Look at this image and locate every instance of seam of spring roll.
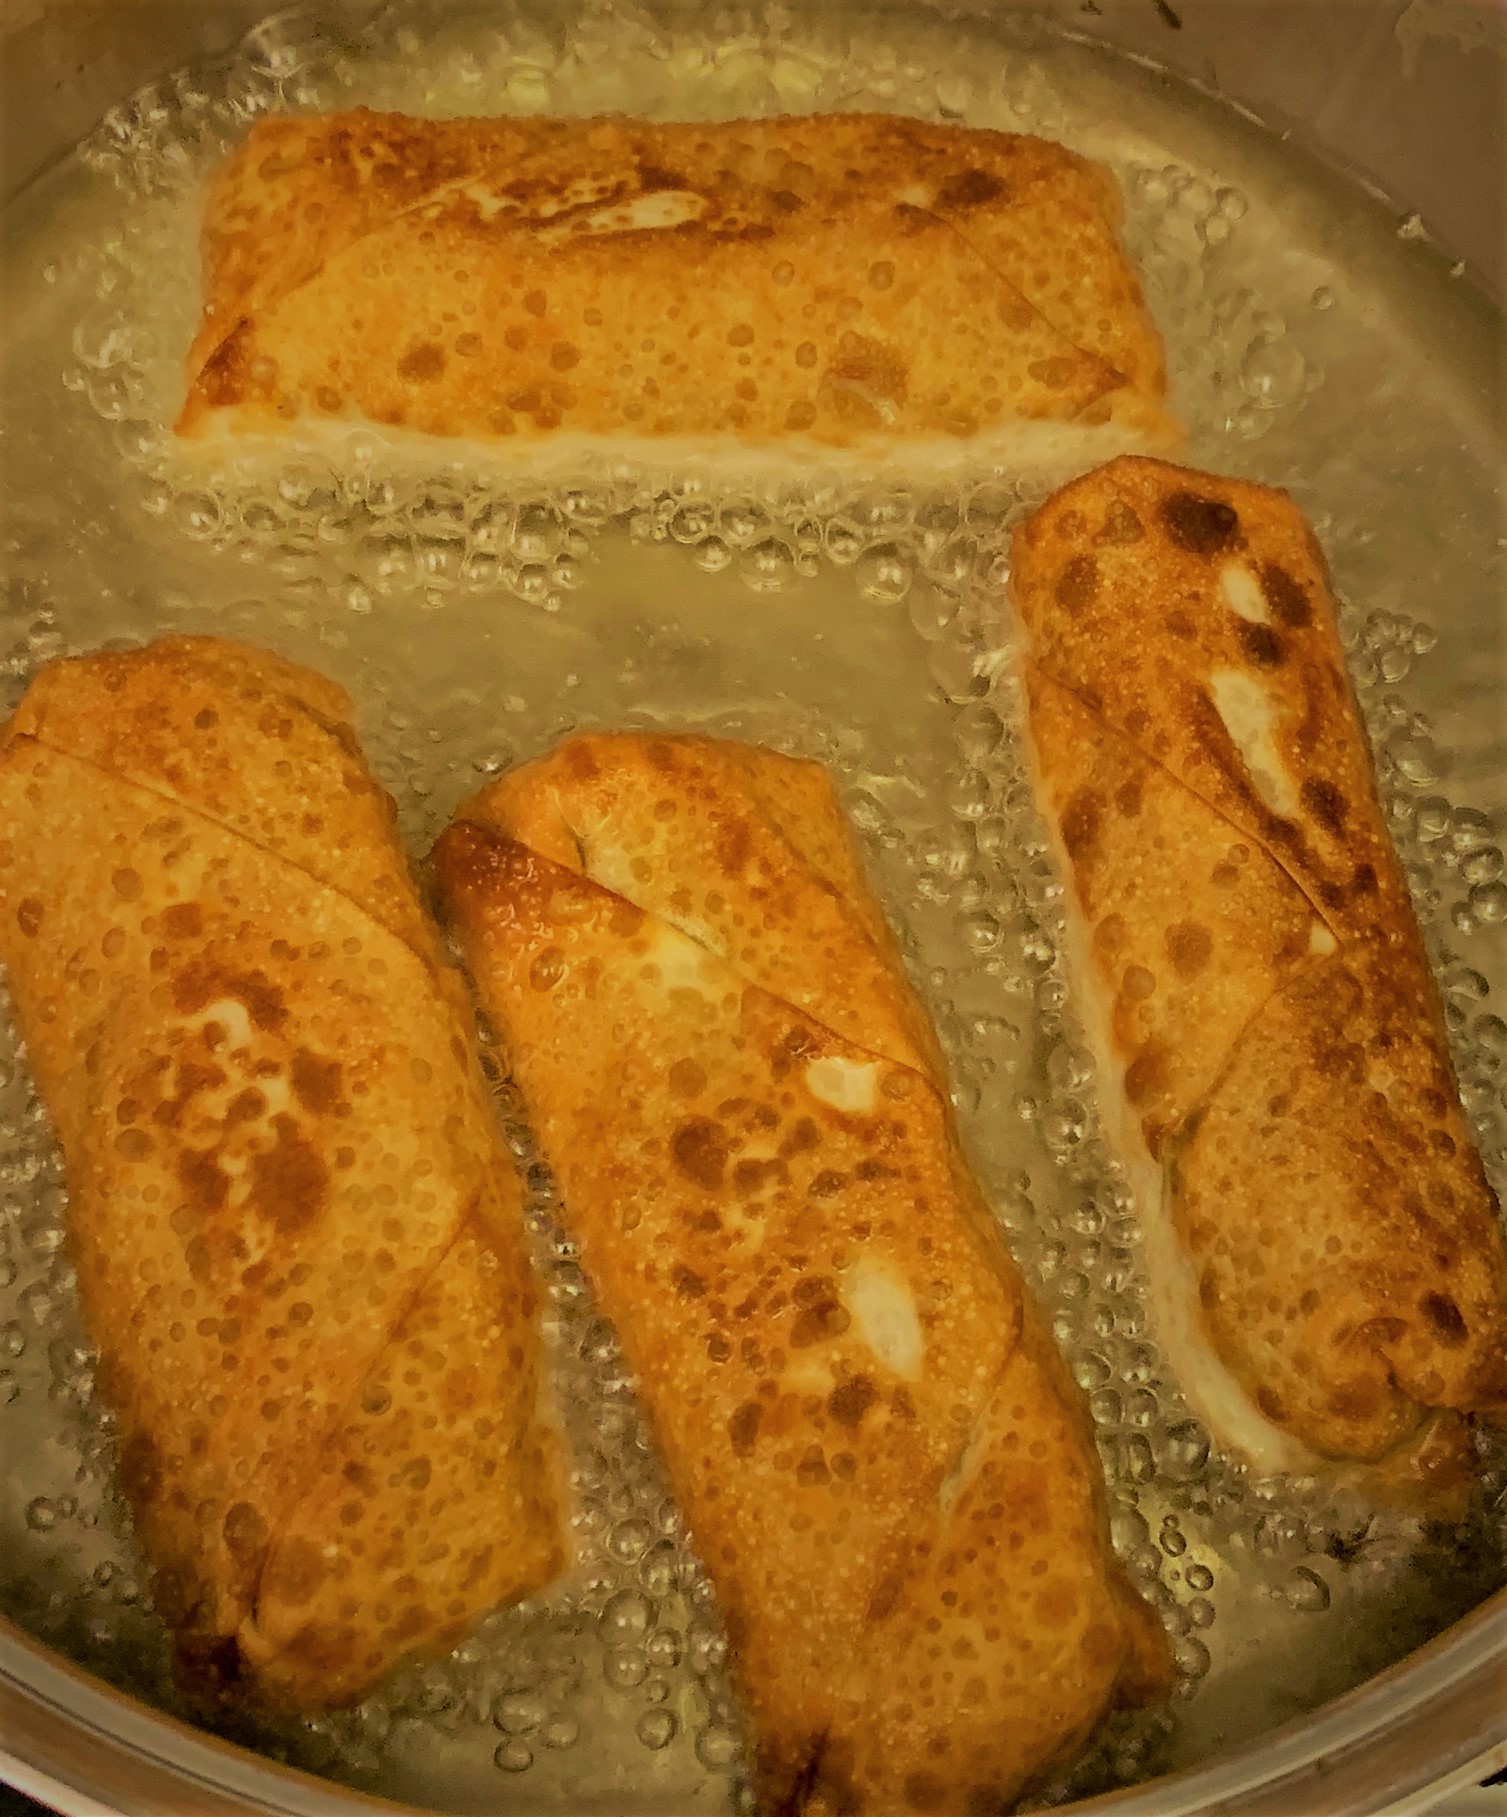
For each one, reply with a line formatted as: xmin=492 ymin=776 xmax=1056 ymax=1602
xmin=15 ymin=731 xmax=445 ymax=986
xmin=1030 ymin=660 xmax=1345 ymax=945
xmin=916 ymin=203 xmax=1128 ymax=408
xmin=448 ymin=802 xmax=1001 ymax=1286
xmin=238 ymin=1208 xmax=480 ymax=1671
xmin=481 ymin=809 xmax=941 ymax=1089
xmin=196 ymin=162 xmax=521 ymax=372
xmin=465 ymin=813 xmax=1027 ymax=1425
xmin=1160 ymin=953 xmax=1460 ymax=1462
xmin=221 ymin=174 xmax=459 ymax=317
xmin=935 ymin=1314 xmax=1020 ymax=1518
xmin=1020 ymin=661 xmax=1341 ymax=1055
xmin=545 ymin=789 xmax=944 ymax=1085
xmin=455 ymin=805 xmax=940 ymax=1094
xmin=1022 ymin=673 xmax=1487 ymax=1483
xmin=1015 ymin=663 xmax=1491 ymax=1485
xmin=1012 ymin=662 xmax=1324 ymax=1479
xmin=782 ymin=1731 xmax=830 ymax=1817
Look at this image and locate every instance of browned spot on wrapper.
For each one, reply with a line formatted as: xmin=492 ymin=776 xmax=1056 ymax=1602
xmin=172 ymin=961 xmax=287 ymax=1033
xmin=223 ymin=1500 xmax=268 ymax=1558
xmin=672 ymin=1117 xmax=730 ymax=1189
xmin=1260 ymin=561 xmax=1313 ymax=628
xmin=1055 ymin=554 xmax=1099 ymax=612
xmin=1061 ymin=788 xmax=1104 ymax=860
xmin=827 ymin=1375 xmax=878 ymax=1429
xmin=1238 ymin=621 xmax=1284 ymax=668
xmin=291 ymin=1047 xmax=344 ymax=1116
xmin=246 ymin=1114 xmax=329 ymax=1232
xmin=397 ymin=342 xmax=446 ymax=382
xmin=1165 ymin=922 xmax=1213 ymax=978
xmin=1160 ymin=491 xmax=1239 ymax=554
xmin=936 ymin=168 xmax=1005 ymax=210
xmin=1420 ymin=1292 xmax=1468 ymax=1346
xmin=1301 ymin=777 xmax=1348 ymax=834
xmin=729 ymin=1399 xmax=763 ymax=1455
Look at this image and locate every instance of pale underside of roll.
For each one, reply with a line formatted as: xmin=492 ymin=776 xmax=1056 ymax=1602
xmin=175 ymin=109 xmax=1178 ymax=472
xmin=433 ymin=733 xmax=1171 ymax=1817
xmin=0 ymin=636 xmax=565 ymax=1712
xmin=1009 ymin=457 xmax=1507 ymax=1496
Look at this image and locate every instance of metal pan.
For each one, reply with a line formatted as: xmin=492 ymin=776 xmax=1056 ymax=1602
xmin=0 ymin=2 xmax=1503 ymax=1813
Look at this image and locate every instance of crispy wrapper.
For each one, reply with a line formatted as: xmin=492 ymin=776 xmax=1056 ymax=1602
xmin=1010 ymin=457 xmax=1507 ymax=1487
xmin=433 ymin=733 xmax=1171 ymax=1816
xmin=0 ymin=636 xmax=565 ymax=1712
xmin=176 ymin=109 xmax=1177 ymax=465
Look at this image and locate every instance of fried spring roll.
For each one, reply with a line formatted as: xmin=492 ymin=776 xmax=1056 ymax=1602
xmin=0 ymin=636 xmax=564 ymax=1710
xmin=433 ymin=734 xmax=1170 ymax=1816
xmin=176 ymin=110 xmax=1177 ymax=467
xmin=1010 ymin=457 xmax=1507 ymax=1491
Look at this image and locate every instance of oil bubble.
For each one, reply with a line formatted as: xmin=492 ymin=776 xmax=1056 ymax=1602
xmin=695 ymin=1722 xmax=741 ymax=1770
xmin=636 ymin=1708 xmax=677 ymax=1750
xmin=686 ymin=1620 xmax=726 ymax=1675
xmin=541 ymin=1713 xmax=579 ymax=1750
xmin=823 ymin=519 xmax=864 ymax=565
xmin=639 ymin=1539 xmax=678 ymax=1597
xmin=740 ymin=537 xmax=795 ymax=592
xmin=598 ymin=1587 xmax=654 ymax=1644
xmin=603 ymin=1645 xmax=648 ymax=1690
xmin=1284 ymin=1567 xmax=1332 ymax=1613
xmin=907 ymin=583 xmax=961 ymax=641
xmin=693 ymin=534 xmax=732 ymax=573
xmin=854 ymin=541 xmax=915 ymax=604
xmin=1239 ymin=336 xmax=1306 ymax=408
xmin=929 ymin=641 xmax=988 ymax=702
xmin=1160 ymin=1420 xmax=1211 ymax=1481
xmin=609 ymin=1516 xmax=654 ymax=1562
xmin=1469 ymin=880 xmax=1507 ymax=923
xmin=493 ymin=1693 xmax=546 ymax=1736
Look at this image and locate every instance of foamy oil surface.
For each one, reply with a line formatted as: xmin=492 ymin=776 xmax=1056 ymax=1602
xmin=1 ymin=2 xmax=1505 ymax=1809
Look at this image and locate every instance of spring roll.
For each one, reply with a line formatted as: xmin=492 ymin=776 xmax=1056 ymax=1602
xmin=176 ymin=109 xmax=1176 ymax=469
xmin=433 ymin=733 xmax=1170 ymax=1816
xmin=1009 ymin=457 xmax=1507 ymax=1491
xmin=0 ymin=636 xmax=564 ymax=1711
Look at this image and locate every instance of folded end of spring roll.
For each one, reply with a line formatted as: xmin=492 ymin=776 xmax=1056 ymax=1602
xmin=434 ymin=734 xmax=1171 ymax=1813
xmin=0 ymin=636 xmax=567 ymax=1713
xmin=175 ymin=109 xmax=1179 ymax=474
xmin=1009 ymin=458 xmax=1507 ymax=1498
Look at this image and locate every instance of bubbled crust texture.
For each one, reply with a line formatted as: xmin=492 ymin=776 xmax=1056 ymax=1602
xmin=0 ymin=636 xmax=564 ymax=1712
xmin=1011 ymin=457 xmax=1507 ymax=1470
xmin=177 ymin=109 xmax=1175 ymax=449
xmin=434 ymin=735 xmax=1171 ymax=1817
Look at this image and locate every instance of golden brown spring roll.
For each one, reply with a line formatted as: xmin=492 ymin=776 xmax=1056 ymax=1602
xmin=0 ymin=636 xmax=564 ymax=1711
xmin=176 ymin=110 xmax=1177 ymax=467
xmin=1010 ymin=457 xmax=1507 ymax=1493
xmin=433 ymin=734 xmax=1171 ymax=1816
